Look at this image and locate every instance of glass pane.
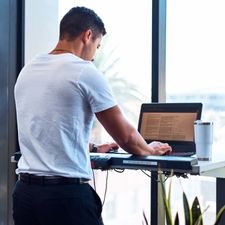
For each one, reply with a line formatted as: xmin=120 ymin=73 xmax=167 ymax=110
xmin=24 ymin=1 xmax=59 ymax=62
xmin=24 ymin=1 xmax=152 ymax=224
xmin=166 ymin=0 xmax=225 ymax=224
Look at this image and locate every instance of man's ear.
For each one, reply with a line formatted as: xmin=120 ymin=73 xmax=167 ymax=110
xmin=81 ymin=29 xmax=93 ymax=44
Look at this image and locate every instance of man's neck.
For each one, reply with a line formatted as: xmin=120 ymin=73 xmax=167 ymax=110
xmin=50 ymin=39 xmax=83 ymax=57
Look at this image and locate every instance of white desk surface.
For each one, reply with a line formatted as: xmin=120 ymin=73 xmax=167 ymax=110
xmin=192 ymin=153 xmax=225 ymax=178
xmin=11 ymin=149 xmax=225 ymax=178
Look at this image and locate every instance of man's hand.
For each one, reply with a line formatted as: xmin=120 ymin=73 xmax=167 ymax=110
xmin=148 ymin=141 xmax=172 ymax=155
xmin=94 ymin=142 xmax=119 ymax=153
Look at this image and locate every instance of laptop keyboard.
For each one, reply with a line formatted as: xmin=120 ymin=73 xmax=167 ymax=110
xmin=166 ymin=152 xmax=196 ymax=157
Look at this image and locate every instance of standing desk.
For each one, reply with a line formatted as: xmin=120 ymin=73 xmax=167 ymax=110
xmin=11 ymin=151 xmax=225 ymax=225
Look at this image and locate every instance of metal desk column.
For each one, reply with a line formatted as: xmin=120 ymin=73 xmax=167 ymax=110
xmin=216 ymin=178 xmax=225 ymax=223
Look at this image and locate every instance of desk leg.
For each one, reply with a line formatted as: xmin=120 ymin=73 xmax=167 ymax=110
xmin=151 ymin=171 xmax=165 ymax=225
xmin=216 ymin=178 xmax=225 ymax=223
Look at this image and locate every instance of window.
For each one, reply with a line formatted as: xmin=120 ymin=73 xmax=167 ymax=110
xmin=24 ymin=1 xmax=152 ymax=224
xmin=166 ymin=0 xmax=225 ymax=223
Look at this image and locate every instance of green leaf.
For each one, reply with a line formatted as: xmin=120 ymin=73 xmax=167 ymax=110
xmin=168 ymin=176 xmax=172 ymax=211
xmin=214 ymin=204 xmax=225 ymax=225
xmin=194 ymin=216 xmax=203 ymax=225
xmin=191 ymin=197 xmax=203 ymax=225
xmin=174 ymin=212 xmax=179 ymax=225
xmin=159 ymin=173 xmax=173 ymax=225
xmin=183 ymin=192 xmax=192 ymax=225
xmin=142 ymin=211 xmax=149 ymax=225
xmin=194 ymin=205 xmax=210 ymax=225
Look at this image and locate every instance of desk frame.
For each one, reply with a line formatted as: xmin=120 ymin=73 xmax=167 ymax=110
xmin=11 ymin=153 xmax=225 ymax=225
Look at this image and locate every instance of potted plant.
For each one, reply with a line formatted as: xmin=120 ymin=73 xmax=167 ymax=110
xmin=159 ymin=172 xmax=225 ymax=225
xmin=142 ymin=172 xmax=225 ymax=225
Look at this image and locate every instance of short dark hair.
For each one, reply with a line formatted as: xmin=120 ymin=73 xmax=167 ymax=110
xmin=59 ymin=6 xmax=106 ymax=41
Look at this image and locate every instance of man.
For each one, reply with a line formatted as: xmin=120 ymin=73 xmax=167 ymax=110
xmin=13 ymin=6 xmax=171 ymax=225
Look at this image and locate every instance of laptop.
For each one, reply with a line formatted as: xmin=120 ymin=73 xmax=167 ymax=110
xmin=137 ymin=103 xmax=202 ymax=157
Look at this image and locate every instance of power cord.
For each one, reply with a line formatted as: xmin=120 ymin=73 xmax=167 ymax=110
xmin=113 ymin=168 xmax=125 ymax=173
xmin=102 ymin=170 xmax=109 ymax=206
xmin=91 ymin=169 xmax=109 ymax=207
xmin=141 ymin=169 xmax=151 ymax=178
xmin=92 ymin=169 xmax=96 ymax=191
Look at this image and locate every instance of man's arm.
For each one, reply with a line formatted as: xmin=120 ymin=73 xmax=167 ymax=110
xmin=95 ymin=105 xmax=171 ymax=156
xmin=89 ymin=142 xmax=119 ymax=153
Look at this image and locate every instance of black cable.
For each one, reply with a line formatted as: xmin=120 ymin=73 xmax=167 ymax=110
xmin=102 ymin=170 xmax=109 ymax=206
xmin=91 ymin=169 xmax=109 ymax=207
xmin=163 ymin=176 xmax=169 ymax=183
xmin=113 ymin=168 xmax=125 ymax=173
xmin=140 ymin=170 xmax=170 ymax=182
xmin=92 ymin=169 xmax=96 ymax=191
xmin=141 ymin=170 xmax=151 ymax=178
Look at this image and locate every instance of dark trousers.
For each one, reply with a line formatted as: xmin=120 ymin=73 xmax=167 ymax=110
xmin=12 ymin=180 xmax=104 ymax=225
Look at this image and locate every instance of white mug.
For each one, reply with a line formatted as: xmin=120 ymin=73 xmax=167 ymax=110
xmin=194 ymin=120 xmax=213 ymax=161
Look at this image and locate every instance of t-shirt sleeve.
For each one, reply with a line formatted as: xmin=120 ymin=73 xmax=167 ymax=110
xmin=78 ymin=64 xmax=117 ymax=113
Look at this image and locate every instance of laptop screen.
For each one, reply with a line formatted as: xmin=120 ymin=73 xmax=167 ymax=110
xmin=138 ymin=103 xmax=202 ymax=152
xmin=139 ymin=112 xmax=197 ymax=142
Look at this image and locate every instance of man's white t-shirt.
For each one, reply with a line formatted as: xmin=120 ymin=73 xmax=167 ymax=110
xmin=14 ymin=53 xmax=117 ymax=179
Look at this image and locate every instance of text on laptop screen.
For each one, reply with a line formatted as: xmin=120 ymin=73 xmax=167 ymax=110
xmin=140 ymin=112 xmax=197 ymax=142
